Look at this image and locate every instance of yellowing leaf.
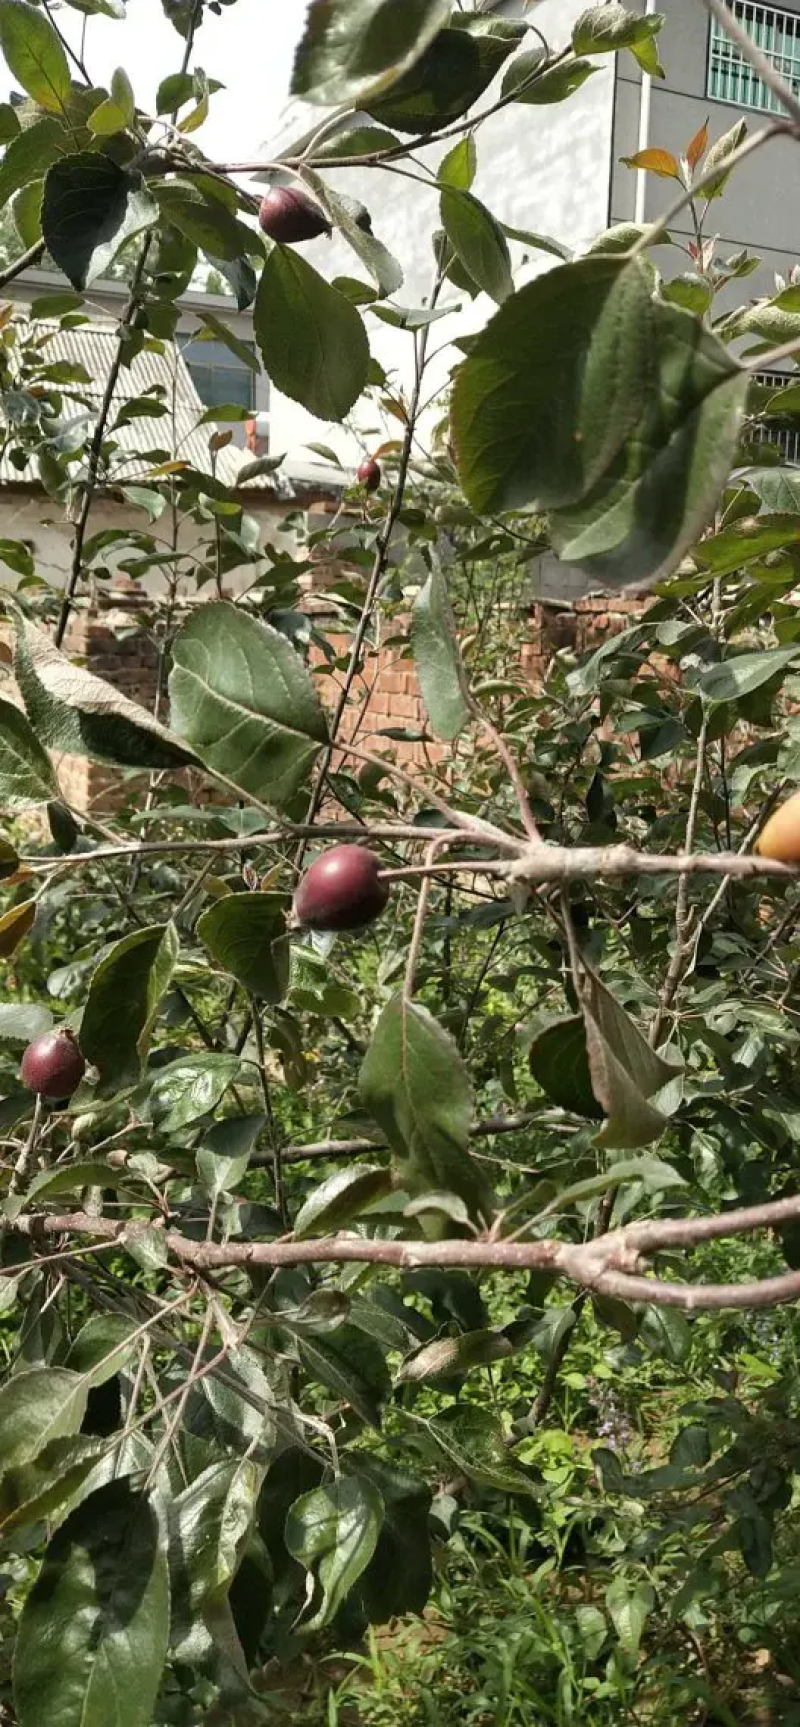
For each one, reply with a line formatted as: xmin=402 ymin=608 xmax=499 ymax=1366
xmin=0 ymin=900 xmax=35 ymax=958
xmin=622 ymin=147 xmax=680 ymax=179
xmin=686 ymin=118 xmax=708 ymax=172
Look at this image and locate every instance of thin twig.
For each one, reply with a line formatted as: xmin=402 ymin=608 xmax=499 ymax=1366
xmin=649 ymin=714 xmax=709 ymax=1048
xmin=294 ymin=263 xmax=446 ymax=866
xmin=55 ymin=236 xmax=154 ymax=649
xmin=249 ymin=994 xmax=286 ymax=1226
xmin=0 ymin=239 xmax=46 ymax=290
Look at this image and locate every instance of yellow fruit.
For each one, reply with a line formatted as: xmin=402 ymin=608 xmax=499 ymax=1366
xmin=755 ymin=791 xmax=800 ymax=863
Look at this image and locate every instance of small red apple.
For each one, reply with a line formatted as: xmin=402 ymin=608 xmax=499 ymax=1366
xmin=258 ymin=187 xmax=331 ymax=245
xmin=358 ymin=458 xmax=381 ymax=493
xmin=21 ymin=1028 xmax=85 ymax=1100
xmin=294 ymin=846 xmax=389 ymax=933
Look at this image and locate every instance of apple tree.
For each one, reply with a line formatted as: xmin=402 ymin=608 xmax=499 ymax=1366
xmin=1 ymin=0 xmax=800 ymax=1721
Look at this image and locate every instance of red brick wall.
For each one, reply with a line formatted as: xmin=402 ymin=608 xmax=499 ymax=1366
xmin=41 ymin=586 xmax=651 ymax=810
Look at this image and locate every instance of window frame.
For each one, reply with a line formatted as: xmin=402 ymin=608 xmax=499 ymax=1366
xmin=181 ymin=335 xmax=259 ymax=414
xmin=706 ymin=0 xmax=800 ymax=115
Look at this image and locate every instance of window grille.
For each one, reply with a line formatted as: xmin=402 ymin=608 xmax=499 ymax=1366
xmin=181 ymin=337 xmax=258 ymax=412
xmin=708 ymin=1 xmax=800 ymax=113
xmin=753 ymin=369 xmax=800 ymax=462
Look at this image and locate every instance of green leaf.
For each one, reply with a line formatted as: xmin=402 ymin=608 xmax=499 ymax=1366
xmin=298 ymin=1327 xmax=391 ymax=1428
xmin=300 ymin=169 xmax=403 ymax=299
xmin=147 ymin=1052 xmax=242 ymax=1132
xmin=15 ymin=615 xmax=194 ymax=771
xmin=42 ymin=154 xmax=158 ymax=290
xmin=291 ymin=0 xmax=452 ymax=107
xmin=366 ymin=15 xmax=525 ymax=135
xmin=197 ymin=893 xmax=289 ymax=1002
xmin=359 ymin=994 xmax=493 ymax=1230
xmin=439 ymin=187 xmax=513 ymax=305
xmin=411 ymin=565 xmax=471 ymax=741
xmin=0 ymin=0 xmax=71 ymax=113
xmin=438 ymin=136 xmax=476 ymax=190
xmin=639 ymin=1304 xmax=692 ymax=1364
xmin=0 ymin=1367 xmax=87 ymax=1470
xmin=529 ymin=1016 xmax=604 ymax=1119
xmin=318 ymin=123 xmax=402 ymax=159
xmin=500 ymin=47 xmax=546 ymax=100
xmin=700 ymin=118 xmax=747 ymax=200
xmin=13 ymin=175 xmax=43 ymax=245
xmin=509 ymin=57 xmax=597 ymax=104
xmin=293 ymin=1165 xmax=393 ymax=1237
xmin=196 ymin=1114 xmax=266 ymax=1203
xmin=87 ymin=66 xmax=135 ymax=135
xmin=453 ymin=257 xmax=650 ymax=514
xmin=65 ymin=1313 xmax=139 ymax=1386
xmin=579 ymin=967 xmax=682 ymax=1149
xmin=696 ymin=514 xmax=800 ymax=575
xmin=80 ymin=923 xmax=179 ymax=1091
xmin=573 ymin=4 xmax=664 ymax=56
xmin=397 ymin=1328 xmax=512 ymax=1384
xmin=696 ymin=647 xmax=800 ymax=704
xmin=24 ymin=1162 xmax=126 ymax=1202
xmin=0 ymin=1435 xmax=106 ymax=1536
xmin=453 ymin=256 xmax=748 ymax=587
xmin=538 ymin=1157 xmax=685 ymax=1219
xmin=65 ymin=0 xmax=126 ymax=14
xmin=0 ymin=1002 xmax=52 ymax=1043
xmin=168 ymin=601 xmax=328 ymax=809
xmin=169 ymin=1459 xmax=258 ymax=1643
xmin=255 ymin=245 xmax=370 ymax=422
xmin=352 ymin=1457 xmax=432 ymax=1621
xmin=13 ymin=1481 xmax=169 ymax=1727
xmin=605 ymin=1576 xmax=654 ymax=1659
xmin=0 ymin=115 xmax=67 ymax=211
xmin=0 ymin=694 xmax=58 ymax=809
xmin=420 ymin=1405 xmax=538 ymax=1496
xmin=285 ymin=1479 xmax=384 ymax=1629
xmin=155 ymin=181 xmax=255 ymax=263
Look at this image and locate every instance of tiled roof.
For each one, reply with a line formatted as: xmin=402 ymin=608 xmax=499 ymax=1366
xmin=0 ymin=317 xmax=276 ymax=493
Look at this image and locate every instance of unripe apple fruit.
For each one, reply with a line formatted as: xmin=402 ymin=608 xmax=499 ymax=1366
xmin=755 ymin=791 xmax=800 ymax=863
xmin=358 ymin=458 xmax=381 ymax=493
xmin=294 ymin=846 xmax=389 ymax=932
xmin=258 ymin=188 xmax=330 ymax=244
xmin=21 ymin=1028 xmax=85 ymax=1100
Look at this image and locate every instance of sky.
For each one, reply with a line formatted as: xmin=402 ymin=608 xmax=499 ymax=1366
xmin=57 ymin=0 xmax=306 ymax=160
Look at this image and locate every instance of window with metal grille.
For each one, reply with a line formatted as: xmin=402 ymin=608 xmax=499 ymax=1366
xmin=181 ymin=337 xmax=258 ymax=412
xmin=707 ymin=1 xmax=800 ymax=113
xmin=753 ymin=369 xmax=800 ymax=462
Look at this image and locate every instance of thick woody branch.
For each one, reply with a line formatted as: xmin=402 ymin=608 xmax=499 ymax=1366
xmin=22 ymin=837 xmax=799 ymax=886
xmin=9 ymin=1187 xmax=800 ymax=1311
xmin=507 ymin=843 xmax=800 ymax=886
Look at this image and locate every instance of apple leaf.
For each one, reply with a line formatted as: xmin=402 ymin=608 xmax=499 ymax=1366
xmin=80 ymin=923 xmax=179 ymax=1091
xmin=42 ymin=155 xmax=158 ymax=290
xmin=13 ymin=1481 xmax=169 ymax=1727
xmin=292 ymin=0 xmax=451 ymax=107
xmin=0 ymin=695 xmax=59 ymax=809
xmin=359 ymin=994 xmax=493 ymax=1229
xmin=411 ymin=565 xmax=471 ymax=741
xmin=169 ymin=601 xmax=328 ymax=809
xmin=255 ymin=245 xmax=370 ymax=422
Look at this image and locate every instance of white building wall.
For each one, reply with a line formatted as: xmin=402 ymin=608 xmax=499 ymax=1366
xmin=265 ymin=0 xmax=616 ymax=471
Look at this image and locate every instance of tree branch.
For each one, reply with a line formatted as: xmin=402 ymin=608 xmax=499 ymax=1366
xmin=55 ymin=236 xmax=154 ymax=649
xmin=10 ymin=1187 xmax=800 ymax=1310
